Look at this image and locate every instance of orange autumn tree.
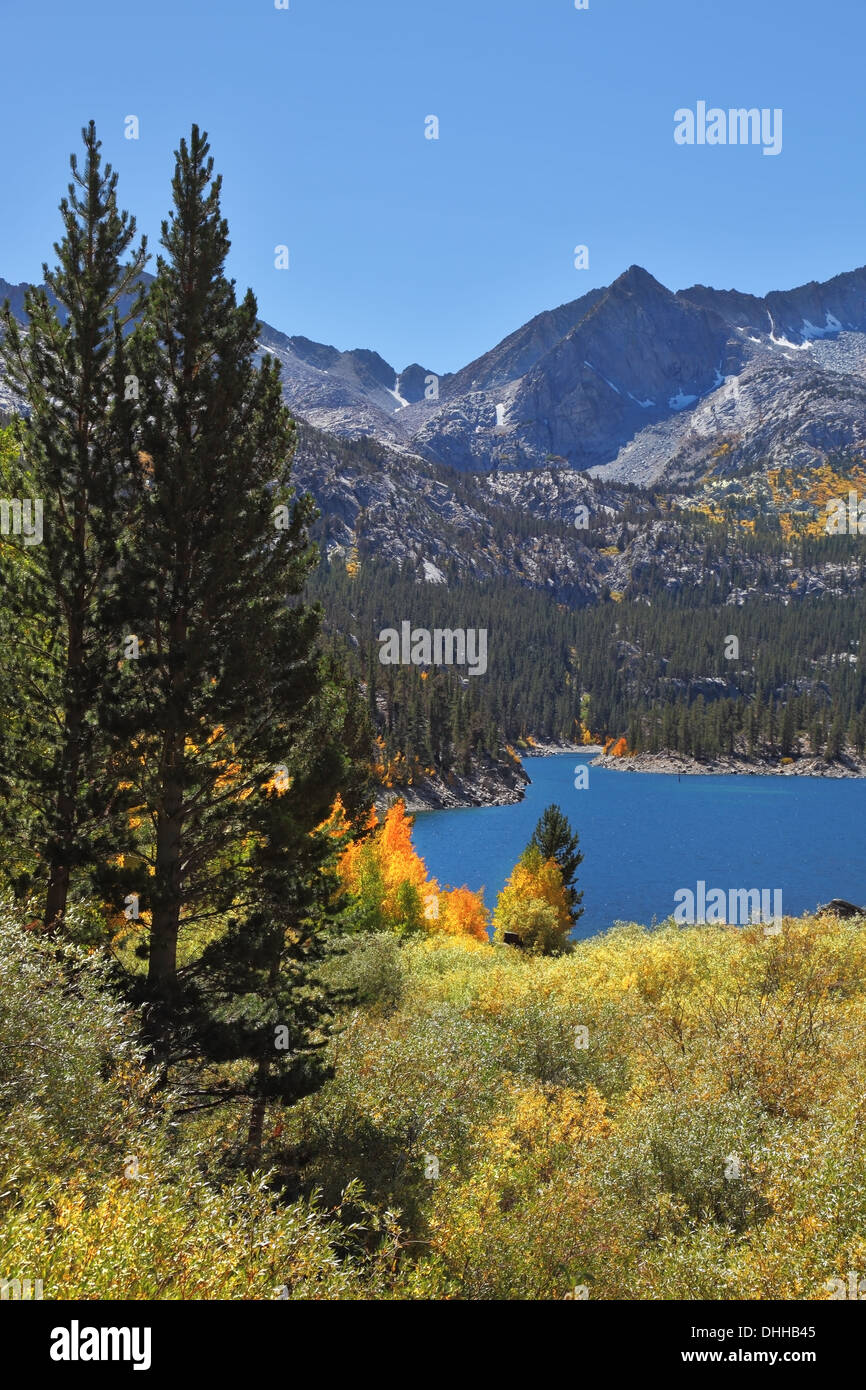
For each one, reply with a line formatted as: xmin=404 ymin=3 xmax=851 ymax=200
xmin=604 ymin=735 xmax=629 ymax=758
xmin=337 ymin=799 xmax=489 ymax=941
xmin=438 ymin=885 xmax=490 ymax=942
xmin=493 ymin=844 xmax=571 ymax=955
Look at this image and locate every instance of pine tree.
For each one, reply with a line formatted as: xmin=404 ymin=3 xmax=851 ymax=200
xmin=0 ymin=123 xmax=146 ymax=927
xmin=366 ymin=644 xmax=378 ymax=726
xmin=182 ymin=730 xmax=359 ymax=1164
xmin=103 ymin=128 xmax=360 ymax=1087
xmin=530 ymin=803 xmax=584 ymax=926
xmin=780 ymin=702 xmax=796 ymax=757
xmin=826 ymin=711 xmax=844 ymax=762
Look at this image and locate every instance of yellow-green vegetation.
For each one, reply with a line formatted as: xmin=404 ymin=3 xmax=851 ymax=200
xmin=690 ymin=453 xmax=866 ymax=539
xmin=4 ymin=898 xmax=865 ymax=1300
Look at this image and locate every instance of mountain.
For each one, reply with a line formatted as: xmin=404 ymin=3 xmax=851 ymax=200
xmin=6 ymin=263 xmax=866 ymax=789
xmin=257 ymin=261 xmax=866 ymax=483
xmin=5 ymin=261 xmax=866 ymax=605
xmin=6 ymin=262 xmax=866 ymax=486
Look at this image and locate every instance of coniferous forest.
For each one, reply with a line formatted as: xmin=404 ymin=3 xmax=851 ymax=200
xmin=313 ymin=552 xmax=866 ymax=776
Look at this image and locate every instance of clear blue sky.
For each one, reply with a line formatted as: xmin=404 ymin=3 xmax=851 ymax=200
xmin=1 ymin=0 xmax=863 ymax=373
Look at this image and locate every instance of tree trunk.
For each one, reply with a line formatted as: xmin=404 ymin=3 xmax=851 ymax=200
xmin=147 ymin=703 xmax=186 ymax=1001
xmin=245 ymin=948 xmax=282 ymax=1169
xmin=44 ymin=861 xmax=70 ymax=932
xmin=148 ymin=787 xmax=183 ymax=994
xmin=43 ymin=608 xmax=85 ymax=931
xmin=245 ymin=1066 xmax=270 ymax=1171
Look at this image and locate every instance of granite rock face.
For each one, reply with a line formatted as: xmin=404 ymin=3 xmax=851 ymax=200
xmin=261 ymin=261 xmax=866 ymax=483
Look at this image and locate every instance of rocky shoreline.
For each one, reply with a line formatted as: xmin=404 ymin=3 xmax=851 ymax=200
xmin=375 ymin=741 xmax=606 ymax=812
xmin=592 ymin=750 xmax=866 ymax=778
xmin=375 ymin=755 xmax=530 ymax=813
xmin=377 ymin=742 xmax=866 ymax=811
xmin=521 ymin=740 xmax=594 ymax=758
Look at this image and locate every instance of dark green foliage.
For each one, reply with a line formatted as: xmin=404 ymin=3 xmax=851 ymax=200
xmin=0 ymin=123 xmax=146 ymax=923
xmin=1 ymin=123 xmax=371 ymax=1162
xmin=531 ymin=804 xmax=584 ymax=925
xmin=80 ymin=129 xmax=370 ymax=1144
xmin=312 ymin=554 xmax=866 ymax=766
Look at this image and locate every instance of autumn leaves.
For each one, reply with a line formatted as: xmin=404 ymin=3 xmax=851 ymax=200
xmin=332 ymin=796 xmax=581 ymax=954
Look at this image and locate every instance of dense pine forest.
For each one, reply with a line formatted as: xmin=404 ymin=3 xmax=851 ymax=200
xmin=312 ymin=551 xmax=866 ymax=776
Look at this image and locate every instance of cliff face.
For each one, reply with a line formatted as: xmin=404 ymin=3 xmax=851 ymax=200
xmin=292 ymin=421 xmax=866 ymax=612
xmin=377 ymin=752 xmax=530 ymax=812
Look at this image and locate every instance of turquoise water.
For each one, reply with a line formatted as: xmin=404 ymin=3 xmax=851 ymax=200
xmin=411 ymin=754 xmax=866 ymax=939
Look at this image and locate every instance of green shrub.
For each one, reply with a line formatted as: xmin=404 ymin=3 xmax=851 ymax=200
xmin=322 ymin=933 xmax=407 ymax=1015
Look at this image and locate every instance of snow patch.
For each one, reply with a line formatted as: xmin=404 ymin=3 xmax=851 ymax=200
xmin=800 ymin=311 xmax=843 ymax=340
xmin=767 ymin=311 xmax=810 ymax=351
xmin=668 ymin=391 xmax=698 ymax=411
xmin=584 ymin=360 xmax=622 ymax=395
xmin=421 ymin=559 xmax=446 ymax=584
xmin=771 ymin=334 xmax=810 ymax=351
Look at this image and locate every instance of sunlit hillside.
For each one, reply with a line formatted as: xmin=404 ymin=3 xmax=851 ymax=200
xmin=4 ymin=888 xmax=864 ymax=1301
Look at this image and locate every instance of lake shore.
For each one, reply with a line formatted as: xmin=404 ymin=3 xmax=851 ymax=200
xmin=378 ymin=742 xmax=866 ymax=812
xmin=412 ymin=749 xmax=866 ymax=936
xmin=522 ymin=740 xmax=600 ymax=757
xmin=376 ymin=741 xmax=599 ymax=812
xmin=376 ymin=755 xmax=530 ymax=813
xmin=592 ymin=750 xmax=866 ymax=778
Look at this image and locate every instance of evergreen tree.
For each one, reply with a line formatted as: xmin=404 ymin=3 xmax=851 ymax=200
xmin=780 ymin=703 xmax=796 ymax=757
xmin=530 ymin=803 xmax=584 ymax=926
xmin=0 ymin=123 xmax=146 ymax=926
xmin=103 ymin=127 xmax=361 ymax=1089
xmin=826 ymin=711 xmax=844 ymax=762
xmin=181 ymin=721 xmax=360 ymax=1164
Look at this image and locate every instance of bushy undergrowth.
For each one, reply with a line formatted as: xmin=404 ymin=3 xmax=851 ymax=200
xmin=3 ymin=900 xmax=866 ymax=1299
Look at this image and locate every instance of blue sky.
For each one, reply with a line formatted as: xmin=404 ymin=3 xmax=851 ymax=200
xmin=1 ymin=0 xmax=863 ymax=373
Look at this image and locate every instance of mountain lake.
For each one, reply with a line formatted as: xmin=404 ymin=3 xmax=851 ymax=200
xmin=411 ymin=753 xmax=866 ymax=939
